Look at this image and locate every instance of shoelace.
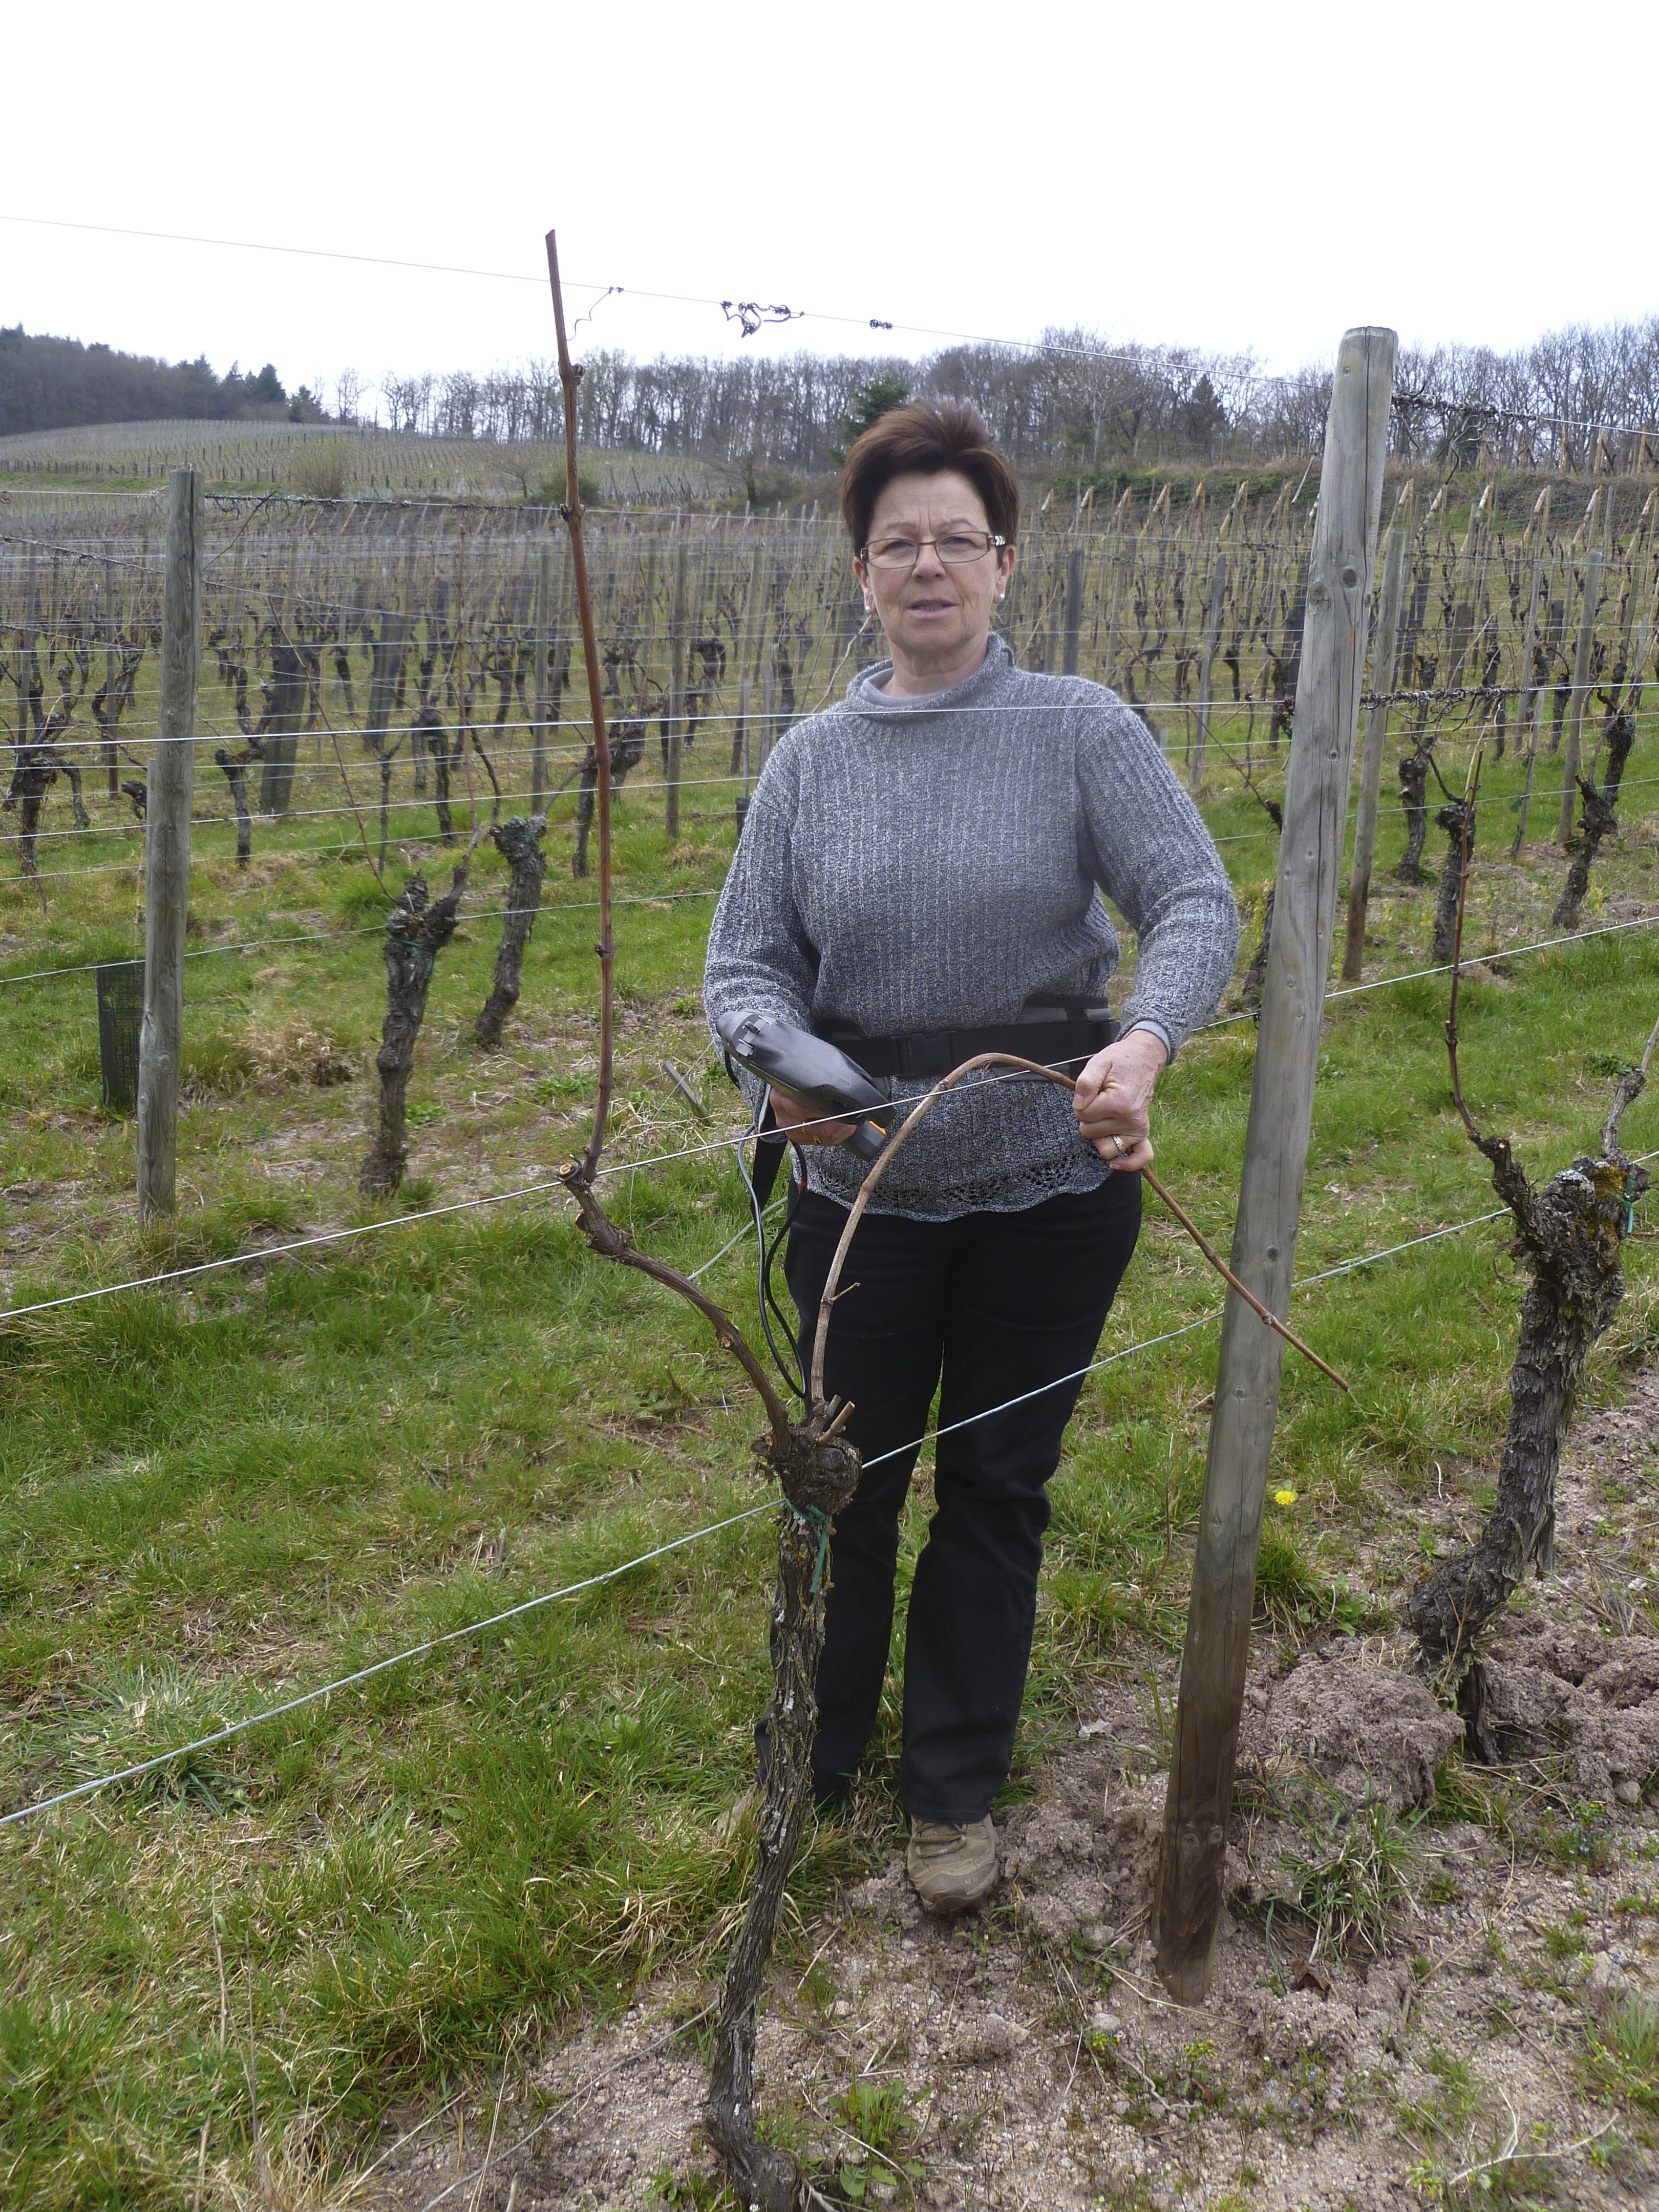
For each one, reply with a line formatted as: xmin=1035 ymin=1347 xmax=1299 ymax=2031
xmin=912 ymin=1822 xmax=975 ymax=1854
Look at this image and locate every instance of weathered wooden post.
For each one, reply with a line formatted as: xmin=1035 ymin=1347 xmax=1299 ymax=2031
xmin=1508 ymin=550 xmax=1547 ymax=858
xmin=1155 ymin=329 xmax=1396 ymax=2004
xmin=1190 ymin=550 xmax=1228 ymax=793
xmin=531 ymin=540 xmax=554 ymax=811
xmin=102 ymin=542 xmax=120 ymax=796
xmin=761 ymin=661 xmax=777 ymax=773
xmin=15 ymin=545 xmax=37 ymax=757
xmin=1062 ymin=542 xmax=1085 ymax=676
xmin=137 ymin=467 xmax=203 ymax=1221
xmin=1341 ymin=485 xmax=1413 ymax=979
xmin=737 ymin=673 xmax=752 ymax=824
xmin=1558 ymin=547 xmax=1603 ymax=845
xmin=665 ymin=535 xmax=688 ymax=840
xmin=739 ymin=538 xmax=771 ymax=701
xmin=258 ymin=629 xmax=306 ymax=818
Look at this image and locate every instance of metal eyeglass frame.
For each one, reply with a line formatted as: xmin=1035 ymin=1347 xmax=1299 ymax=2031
xmin=859 ymin=530 xmax=1008 ymax=570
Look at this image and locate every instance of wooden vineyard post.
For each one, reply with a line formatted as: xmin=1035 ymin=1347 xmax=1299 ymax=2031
xmin=1558 ymin=547 xmax=1603 ymax=846
xmin=1190 ymin=549 xmax=1227 ymax=793
xmin=137 ymin=468 xmax=203 ymax=1221
xmin=1548 ymin=545 xmax=1579 ymax=761
xmin=1509 ymin=551 xmax=1546 ymax=858
xmin=737 ymin=673 xmax=752 ymax=822
xmin=332 ymin=571 xmax=349 ymax=716
xmin=665 ymin=534 xmax=688 ymax=840
xmin=259 ymin=577 xmax=306 ymax=816
xmin=740 ymin=538 xmax=771 ymax=714
xmin=1062 ymin=542 xmax=1085 ymax=676
xmin=1155 ymin=329 xmax=1396 ymax=2004
xmin=1341 ymin=493 xmax=1412 ymax=980
xmin=15 ymin=546 xmax=36 ymax=768
xmin=531 ymin=540 xmax=554 ymax=811
xmin=728 ymin=544 xmax=756 ymax=777
xmin=103 ymin=542 xmax=120 ymax=796
xmin=1589 ymin=530 xmax=1645 ymax=789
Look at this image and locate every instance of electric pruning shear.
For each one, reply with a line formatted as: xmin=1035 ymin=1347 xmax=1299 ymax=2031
xmin=716 ymin=1010 xmax=895 ymax=1163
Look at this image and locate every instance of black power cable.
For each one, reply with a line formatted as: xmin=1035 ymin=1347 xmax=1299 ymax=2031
xmin=734 ymin=1129 xmax=807 ymax=1403
xmin=761 ymin=1151 xmax=809 ymax=1400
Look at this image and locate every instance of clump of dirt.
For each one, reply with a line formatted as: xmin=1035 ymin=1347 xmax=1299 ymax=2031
xmin=1473 ymin=1620 xmax=1659 ymax=1802
xmin=361 ymin=1365 xmax=1659 ymax=2212
xmin=1241 ymin=1639 xmax=1465 ymax=1810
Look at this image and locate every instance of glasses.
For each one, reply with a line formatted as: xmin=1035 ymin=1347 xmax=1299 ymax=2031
xmin=861 ymin=529 xmax=1006 ymax=571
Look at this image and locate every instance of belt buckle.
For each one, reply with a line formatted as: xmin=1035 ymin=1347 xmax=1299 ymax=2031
xmin=914 ymin=1032 xmax=955 ymax=1080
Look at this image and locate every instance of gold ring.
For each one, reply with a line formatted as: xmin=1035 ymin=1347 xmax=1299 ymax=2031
xmin=1113 ymin=1134 xmax=1127 ymax=1154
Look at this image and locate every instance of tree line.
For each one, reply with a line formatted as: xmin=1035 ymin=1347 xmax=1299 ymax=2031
xmin=8 ymin=312 xmax=1659 ymax=477
xmin=0 ymin=327 xmax=325 ymax=439
xmin=376 ymin=315 xmax=1659 ymax=476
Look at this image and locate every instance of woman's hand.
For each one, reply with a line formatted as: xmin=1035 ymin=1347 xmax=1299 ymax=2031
xmin=768 ymin=1086 xmax=857 ymax=1147
xmin=1073 ymin=1029 xmax=1168 ymax=1171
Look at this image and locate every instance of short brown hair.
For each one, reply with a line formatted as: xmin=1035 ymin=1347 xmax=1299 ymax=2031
xmin=839 ymin=400 xmax=1020 ymax=553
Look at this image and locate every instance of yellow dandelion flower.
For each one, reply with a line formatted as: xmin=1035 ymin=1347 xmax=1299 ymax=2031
xmin=1272 ymin=1487 xmax=1298 ymax=1507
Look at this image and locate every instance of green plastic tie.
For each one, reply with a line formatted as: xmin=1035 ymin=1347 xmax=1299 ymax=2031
xmin=787 ymin=1502 xmax=831 ymax=1594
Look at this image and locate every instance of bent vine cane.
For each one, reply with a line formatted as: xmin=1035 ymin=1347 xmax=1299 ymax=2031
xmin=813 ymin=1051 xmax=1348 ymax=1405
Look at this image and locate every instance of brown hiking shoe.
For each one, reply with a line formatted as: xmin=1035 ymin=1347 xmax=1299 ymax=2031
xmin=906 ymin=1816 xmax=998 ymax=1912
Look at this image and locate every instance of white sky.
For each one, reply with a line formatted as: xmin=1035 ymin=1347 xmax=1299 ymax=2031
xmin=4 ymin=0 xmax=1654 ymax=417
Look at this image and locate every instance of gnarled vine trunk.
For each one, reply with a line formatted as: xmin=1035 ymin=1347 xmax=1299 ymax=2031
xmin=1431 ymin=794 xmax=1475 ymax=963
xmin=1408 ymin=1010 xmax=1653 ymax=1719
xmin=1552 ymin=778 xmax=1619 ymax=930
xmin=701 ymin=1450 xmax=859 ymax=2211
xmin=358 ymin=868 xmax=469 ymax=1196
xmin=1408 ymin=1148 xmax=1644 ymax=1698
xmin=475 ymin=815 xmax=547 ymax=1046
xmin=214 ymin=746 xmax=253 ymax=867
xmin=572 ymin=719 xmax=645 ymax=879
xmin=3 ymin=742 xmax=55 ymax=877
xmin=1396 ymin=746 xmax=1431 ymax=882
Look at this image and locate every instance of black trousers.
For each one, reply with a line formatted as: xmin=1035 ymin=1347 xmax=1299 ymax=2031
xmin=781 ymin=1173 xmax=1141 ymax=1823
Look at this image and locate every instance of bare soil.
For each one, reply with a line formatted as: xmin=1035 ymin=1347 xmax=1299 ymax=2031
xmin=360 ymin=1366 xmax=1659 ymax=2212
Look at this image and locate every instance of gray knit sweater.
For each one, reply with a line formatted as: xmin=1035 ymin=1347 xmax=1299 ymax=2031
xmin=704 ymin=635 xmax=1239 ymax=1218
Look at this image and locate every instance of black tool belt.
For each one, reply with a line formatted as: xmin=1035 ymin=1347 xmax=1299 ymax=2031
xmin=814 ymin=995 xmax=1117 ymax=1082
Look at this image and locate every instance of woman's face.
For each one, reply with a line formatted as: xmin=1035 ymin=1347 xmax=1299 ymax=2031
xmin=855 ymin=469 xmax=1017 ymax=682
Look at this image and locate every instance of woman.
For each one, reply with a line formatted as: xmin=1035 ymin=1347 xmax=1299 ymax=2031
xmin=704 ymin=402 xmax=1238 ymax=1911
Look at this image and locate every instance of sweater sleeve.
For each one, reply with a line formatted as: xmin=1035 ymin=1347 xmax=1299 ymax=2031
xmin=1075 ymin=699 xmax=1240 ymax=1056
xmin=703 ymin=767 xmax=821 ymax=1119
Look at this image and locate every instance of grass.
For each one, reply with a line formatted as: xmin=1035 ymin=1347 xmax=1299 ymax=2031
xmin=1267 ymin=1789 xmax=1424 ymax=1959
xmin=5 ymin=687 xmax=1659 ymax=2202
xmin=1584 ymin=1992 xmax=1659 ymax=2114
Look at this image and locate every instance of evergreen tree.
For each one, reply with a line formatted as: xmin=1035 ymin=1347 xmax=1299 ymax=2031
xmin=831 ymin=372 xmax=912 ymax=459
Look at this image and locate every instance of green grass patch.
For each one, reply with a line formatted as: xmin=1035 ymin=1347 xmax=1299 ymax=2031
xmin=4 ymin=701 xmax=1659 ymax=2200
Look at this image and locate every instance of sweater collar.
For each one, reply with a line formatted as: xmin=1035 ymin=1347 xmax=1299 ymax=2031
xmin=843 ymin=631 xmax=1015 ymax=720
